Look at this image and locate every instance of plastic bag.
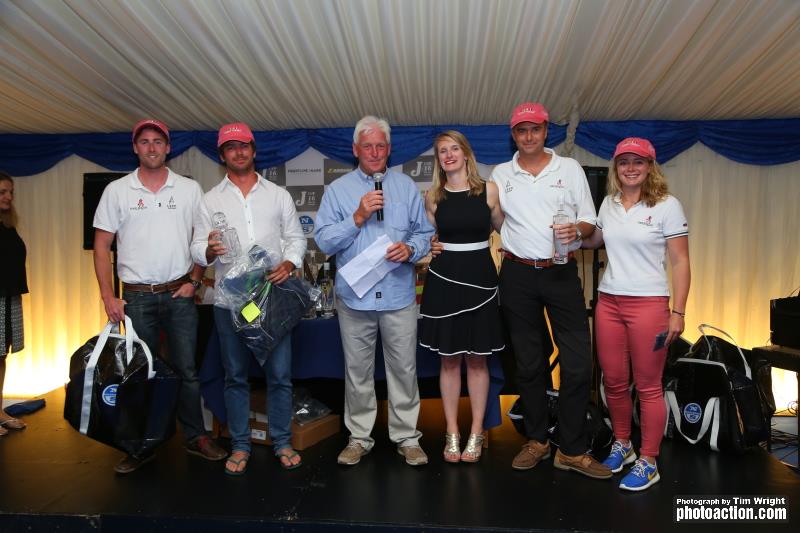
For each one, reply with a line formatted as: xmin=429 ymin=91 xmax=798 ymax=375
xmin=215 ymin=245 xmax=282 ymax=311
xmin=292 ymin=388 xmax=332 ymax=425
xmin=217 ymin=245 xmax=320 ymax=363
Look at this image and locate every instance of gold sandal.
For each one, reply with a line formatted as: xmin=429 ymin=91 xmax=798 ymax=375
xmin=443 ymin=433 xmax=461 ymax=463
xmin=461 ymin=433 xmax=485 ymax=463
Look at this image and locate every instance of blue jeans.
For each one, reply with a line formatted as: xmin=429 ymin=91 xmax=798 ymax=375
xmin=213 ymin=306 xmax=293 ymax=454
xmin=123 ymin=290 xmax=204 ymax=442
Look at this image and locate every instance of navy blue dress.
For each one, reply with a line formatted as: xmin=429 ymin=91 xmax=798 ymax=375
xmin=419 ymin=187 xmax=505 ymax=356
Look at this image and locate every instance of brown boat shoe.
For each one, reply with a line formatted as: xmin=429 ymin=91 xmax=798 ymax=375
xmin=553 ymin=449 xmax=613 ymax=479
xmin=512 ymin=439 xmax=551 ymax=470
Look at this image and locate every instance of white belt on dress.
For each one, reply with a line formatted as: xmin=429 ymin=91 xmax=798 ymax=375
xmin=440 ymin=240 xmax=489 ymax=251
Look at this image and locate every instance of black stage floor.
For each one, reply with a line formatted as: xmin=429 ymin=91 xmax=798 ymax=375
xmin=0 ymin=387 xmax=797 ymax=533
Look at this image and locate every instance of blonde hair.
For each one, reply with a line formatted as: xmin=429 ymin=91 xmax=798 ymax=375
xmin=607 ymin=157 xmax=669 ymax=207
xmin=0 ymin=172 xmax=17 ymax=228
xmin=428 ymin=131 xmax=484 ymax=205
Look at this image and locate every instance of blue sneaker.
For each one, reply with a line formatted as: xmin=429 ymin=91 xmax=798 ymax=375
xmin=619 ymin=459 xmax=660 ymax=491
xmin=602 ymin=440 xmax=637 ymax=473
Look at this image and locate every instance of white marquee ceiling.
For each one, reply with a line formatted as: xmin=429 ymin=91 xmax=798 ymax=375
xmin=1 ymin=0 xmax=799 ymax=134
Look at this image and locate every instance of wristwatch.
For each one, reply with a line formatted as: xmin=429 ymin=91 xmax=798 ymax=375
xmin=575 ymin=226 xmax=584 ymax=241
xmin=190 ymin=279 xmax=202 ymax=289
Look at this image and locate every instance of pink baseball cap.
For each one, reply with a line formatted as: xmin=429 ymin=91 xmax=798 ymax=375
xmin=613 ymin=137 xmax=656 ymax=159
xmin=510 ymin=102 xmax=549 ymax=128
xmin=132 ymin=119 xmax=169 ymax=142
xmin=217 ymin=122 xmax=255 ymax=147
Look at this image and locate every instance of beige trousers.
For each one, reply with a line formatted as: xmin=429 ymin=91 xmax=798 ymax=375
xmin=336 ymin=301 xmax=422 ymax=449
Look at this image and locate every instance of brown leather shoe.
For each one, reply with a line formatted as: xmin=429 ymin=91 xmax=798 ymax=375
xmin=512 ymin=439 xmax=551 ymax=470
xmin=553 ymin=449 xmax=612 ymax=479
xmin=114 ymin=453 xmax=155 ymax=475
xmin=185 ymin=435 xmax=228 ymax=461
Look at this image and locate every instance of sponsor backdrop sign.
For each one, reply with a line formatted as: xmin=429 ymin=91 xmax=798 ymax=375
xmin=265 ymin=147 xmax=495 ymax=254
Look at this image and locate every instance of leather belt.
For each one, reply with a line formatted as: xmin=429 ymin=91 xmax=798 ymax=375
xmin=503 ymin=251 xmax=574 ymax=269
xmin=123 ymin=275 xmax=190 ymax=294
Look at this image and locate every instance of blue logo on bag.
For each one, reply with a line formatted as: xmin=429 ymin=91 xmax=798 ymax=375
xmin=683 ymin=402 xmax=702 ymax=424
xmin=102 ymin=384 xmax=118 ymax=406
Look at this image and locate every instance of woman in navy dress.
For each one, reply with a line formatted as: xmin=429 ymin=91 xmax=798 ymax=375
xmin=420 ymin=131 xmax=504 ymax=463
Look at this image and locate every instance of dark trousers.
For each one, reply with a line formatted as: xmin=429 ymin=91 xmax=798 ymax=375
xmin=123 ymin=289 xmax=204 ymax=443
xmin=499 ymin=259 xmax=592 ymax=455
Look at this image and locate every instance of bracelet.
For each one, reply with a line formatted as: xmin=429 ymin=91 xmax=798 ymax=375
xmin=671 ymin=309 xmax=685 ymax=317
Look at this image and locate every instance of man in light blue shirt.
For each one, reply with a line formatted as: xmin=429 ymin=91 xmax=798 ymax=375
xmin=315 ymin=115 xmax=434 ymax=466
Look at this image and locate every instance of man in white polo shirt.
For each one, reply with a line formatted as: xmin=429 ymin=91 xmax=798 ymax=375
xmin=93 ymin=119 xmax=227 ymax=474
xmin=491 ymin=103 xmax=611 ymax=479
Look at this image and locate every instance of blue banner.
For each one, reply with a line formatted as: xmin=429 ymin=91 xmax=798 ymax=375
xmin=1 ymin=119 xmax=797 ymax=176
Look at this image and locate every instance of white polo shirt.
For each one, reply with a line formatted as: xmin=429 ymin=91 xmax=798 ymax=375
xmin=93 ymin=169 xmax=202 ymax=284
xmin=490 ymin=149 xmax=596 ymax=260
xmin=190 ymin=175 xmax=306 ymax=285
xmin=597 ymin=194 xmax=689 ymax=296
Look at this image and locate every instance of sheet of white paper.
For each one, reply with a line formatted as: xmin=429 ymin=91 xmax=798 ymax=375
xmin=338 ymin=234 xmax=401 ymax=298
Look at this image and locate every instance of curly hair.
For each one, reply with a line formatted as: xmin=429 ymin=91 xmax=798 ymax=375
xmin=607 ymin=157 xmax=669 ymax=207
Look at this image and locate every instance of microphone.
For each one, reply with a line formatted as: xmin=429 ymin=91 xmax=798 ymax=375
xmin=374 ymin=172 xmax=384 ymax=221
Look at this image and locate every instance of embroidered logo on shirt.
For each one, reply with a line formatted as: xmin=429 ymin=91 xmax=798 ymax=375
xmin=549 ymin=179 xmax=565 ymax=189
xmin=505 ymin=180 xmax=514 ymax=193
xmin=638 ymin=216 xmax=653 ymax=227
xmin=130 ymin=198 xmax=147 ymax=211
xmin=167 ymin=196 xmax=176 ymax=210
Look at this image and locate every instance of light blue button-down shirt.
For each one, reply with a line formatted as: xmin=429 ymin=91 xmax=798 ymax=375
xmin=315 ymin=168 xmax=434 ymax=311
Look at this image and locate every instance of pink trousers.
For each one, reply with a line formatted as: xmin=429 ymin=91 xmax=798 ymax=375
xmin=595 ymin=293 xmax=669 ymax=457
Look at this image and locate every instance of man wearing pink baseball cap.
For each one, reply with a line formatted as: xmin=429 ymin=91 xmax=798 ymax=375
xmin=191 ymin=122 xmax=306 ymax=475
xmin=490 ymin=103 xmax=611 ymax=479
xmin=216 ymin=122 xmax=255 ymax=148
xmin=93 ymin=119 xmax=227 ymax=474
xmin=131 ymin=118 xmax=170 ymax=144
